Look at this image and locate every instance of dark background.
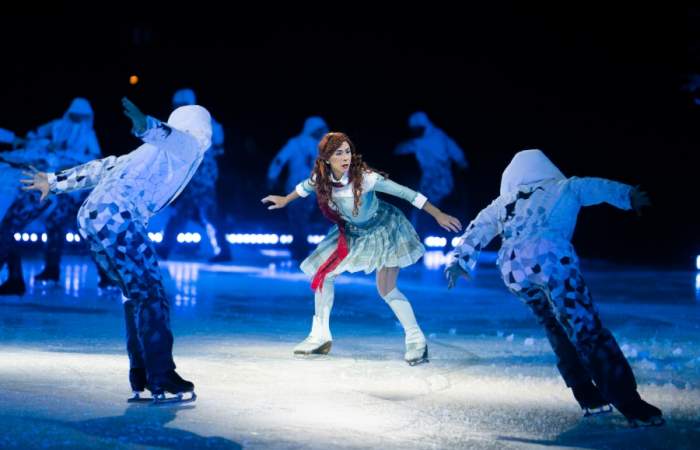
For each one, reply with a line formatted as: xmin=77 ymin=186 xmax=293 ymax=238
xmin=0 ymin=6 xmax=696 ymax=267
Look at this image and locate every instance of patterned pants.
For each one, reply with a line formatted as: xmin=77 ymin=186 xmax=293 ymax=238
xmin=0 ymin=189 xmax=84 ymax=276
xmin=499 ymin=237 xmax=640 ymax=408
xmin=79 ymin=201 xmax=175 ymax=375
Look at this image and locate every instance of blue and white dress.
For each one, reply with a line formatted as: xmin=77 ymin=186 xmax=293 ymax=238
xmin=295 ymin=170 xmax=428 ymax=276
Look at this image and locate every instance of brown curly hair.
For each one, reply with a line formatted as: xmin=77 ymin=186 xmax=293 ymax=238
xmin=310 ymin=132 xmax=385 ymax=218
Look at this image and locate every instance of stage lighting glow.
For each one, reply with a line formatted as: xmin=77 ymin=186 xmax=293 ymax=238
xmin=176 ymin=233 xmax=185 ymax=243
xmin=224 ymin=233 xmax=282 ymax=245
xmin=74 ymin=234 xmax=81 ymax=242
xmin=30 ymin=233 xmax=38 ymax=242
xmin=41 ymin=233 xmax=47 ymax=243
xmin=307 ymin=235 xmax=324 ymax=244
xmin=22 ymin=233 xmax=29 ymax=242
xmin=66 ymin=233 xmax=74 ymax=243
xmin=129 ymin=75 xmax=139 ymax=85
xmin=423 ymin=250 xmax=449 ymax=270
xmin=451 ymin=237 xmax=462 ymax=248
xmin=192 ymin=232 xmax=202 ymax=243
xmin=424 ymin=236 xmax=447 ymax=248
xmin=280 ymin=234 xmax=293 ymax=244
xmin=696 ymin=255 xmax=700 ymax=271
xmin=13 ymin=233 xmax=21 ymax=242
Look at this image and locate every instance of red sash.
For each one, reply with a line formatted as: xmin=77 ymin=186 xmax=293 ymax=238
xmin=311 ymin=182 xmax=349 ymax=292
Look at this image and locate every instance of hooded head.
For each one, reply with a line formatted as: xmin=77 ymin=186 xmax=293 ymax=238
xmin=499 ymin=149 xmax=565 ymax=196
xmin=302 ymin=116 xmax=328 ymax=140
xmin=172 ymin=88 xmax=197 ymax=108
xmin=408 ymin=111 xmax=432 ymax=137
xmin=167 ymin=105 xmax=212 ymax=150
xmin=64 ymin=97 xmax=94 ymax=126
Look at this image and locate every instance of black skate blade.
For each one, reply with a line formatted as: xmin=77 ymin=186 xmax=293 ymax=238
xmin=151 ymin=391 xmax=197 ymax=406
xmin=293 ymin=341 xmax=332 ymax=356
xmin=628 ymin=415 xmax=665 ymax=428
xmin=406 ymin=348 xmax=429 ymax=366
xmin=583 ymin=405 xmax=613 ymax=417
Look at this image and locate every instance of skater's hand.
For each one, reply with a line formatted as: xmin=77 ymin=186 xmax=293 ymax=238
xmin=435 ymin=212 xmax=462 ymax=233
xmin=20 ymin=166 xmax=51 ymax=202
xmin=122 ymin=97 xmax=148 ymax=135
xmin=445 ymin=262 xmax=470 ymax=289
xmin=630 ymin=186 xmax=650 ymax=217
xmin=261 ymin=195 xmax=288 ymax=210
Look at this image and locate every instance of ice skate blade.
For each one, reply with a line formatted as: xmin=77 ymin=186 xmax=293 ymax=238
xmin=127 ymin=392 xmax=154 ymax=403
xmin=406 ymin=347 xmax=429 ymax=366
xmin=583 ymin=405 xmax=613 ymax=417
xmin=406 ymin=357 xmax=429 ymax=366
xmin=293 ymin=341 xmax=332 ymax=356
xmin=151 ymin=391 xmax=197 ymax=405
xmin=627 ymin=415 xmax=665 ymax=428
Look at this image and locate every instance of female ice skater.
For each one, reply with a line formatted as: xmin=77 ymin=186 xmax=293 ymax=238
xmin=262 ymin=132 xmax=462 ymax=365
xmin=21 ymin=97 xmax=212 ymax=404
xmin=445 ymin=149 xmax=663 ymax=427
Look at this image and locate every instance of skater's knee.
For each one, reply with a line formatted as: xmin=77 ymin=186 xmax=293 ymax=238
xmin=377 ymin=282 xmax=396 ymax=298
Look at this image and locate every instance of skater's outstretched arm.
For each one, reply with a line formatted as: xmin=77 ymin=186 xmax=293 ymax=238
xmin=394 ymin=140 xmax=416 ymax=155
xmin=446 ymin=196 xmax=505 ymax=288
xmin=21 ymin=154 xmax=121 ymax=199
xmin=122 ymin=97 xmax=203 ymax=161
xmin=373 ymin=174 xmax=462 ymax=233
xmin=261 ymin=190 xmax=301 ymax=210
xmin=261 ymin=174 xmax=317 ymax=209
xmin=569 ymin=177 xmax=650 ymax=215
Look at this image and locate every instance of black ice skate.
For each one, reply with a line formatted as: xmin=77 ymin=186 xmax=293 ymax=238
xmin=149 ymin=370 xmax=197 ymax=405
xmin=617 ymin=398 xmax=665 ymax=428
xmin=127 ymin=368 xmax=154 ymax=403
xmin=0 ymin=277 xmax=26 ymax=296
xmin=572 ymin=382 xmax=612 ymax=417
xmin=34 ymin=266 xmax=60 ymax=284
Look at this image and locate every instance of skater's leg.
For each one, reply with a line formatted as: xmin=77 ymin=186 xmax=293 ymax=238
xmin=294 ymin=275 xmax=335 ymax=355
xmin=548 ymin=262 xmax=662 ymax=425
xmin=0 ymin=251 xmax=26 ymax=295
xmin=123 ymin=299 xmax=146 ymax=370
xmin=200 ymin=193 xmax=231 ymax=262
xmin=158 ymin=202 xmax=189 ymax=260
xmin=519 ymin=286 xmax=609 ymax=411
xmin=83 ymin=213 xmax=176 ymax=375
xmin=90 ymin=239 xmax=149 ymax=396
xmin=38 ymin=194 xmax=81 ymax=281
xmin=521 ymin=287 xmax=592 ymax=388
xmin=377 ymin=267 xmax=427 ymax=365
xmin=0 ymin=190 xmax=52 ymax=293
xmin=123 ymin=298 xmax=148 ymax=394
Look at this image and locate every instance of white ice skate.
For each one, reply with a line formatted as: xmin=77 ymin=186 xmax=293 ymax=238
xmin=405 ymin=340 xmax=429 ymax=366
xmin=293 ymin=315 xmax=332 ymax=355
xmin=382 ymin=288 xmax=429 ymax=366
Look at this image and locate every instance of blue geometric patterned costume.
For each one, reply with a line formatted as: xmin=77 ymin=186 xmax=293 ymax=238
xmin=46 ymin=106 xmax=212 ymax=377
xmin=449 ymin=149 xmax=655 ymax=416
